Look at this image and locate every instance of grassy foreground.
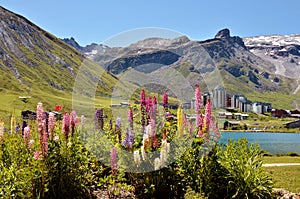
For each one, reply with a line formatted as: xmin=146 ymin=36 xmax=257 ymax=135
xmin=263 ymin=156 xmax=300 ymax=193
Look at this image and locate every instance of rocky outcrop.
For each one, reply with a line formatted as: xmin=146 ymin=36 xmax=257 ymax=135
xmin=215 ymin=28 xmax=231 ymax=39
xmin=273 ymin=188 xmax=300 ymax=199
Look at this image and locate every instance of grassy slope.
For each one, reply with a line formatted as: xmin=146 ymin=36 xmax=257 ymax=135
xmin=221 ymin=70 xmax=300 ymax=109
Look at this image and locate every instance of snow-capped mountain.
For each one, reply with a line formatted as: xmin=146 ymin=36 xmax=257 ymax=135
xmin=243 ymin=34 xmax=300 ymax=78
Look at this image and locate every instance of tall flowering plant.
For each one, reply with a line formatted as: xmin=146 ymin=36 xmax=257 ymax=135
xmin=140 ymin=89 xmax=146 ymax=129
xmin=36 ymin=103 xmax=48 ymax=156
xmin=70 ymin=110 xmax=77 ymax=137
xmin=111 ymin=146 xmax=118 ymax=175
xmin=62 ymin=113 xmax=70 ymax=140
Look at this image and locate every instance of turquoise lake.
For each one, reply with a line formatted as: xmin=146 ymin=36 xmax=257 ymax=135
xmin=219 ymin=132 xmax=300 ymax=155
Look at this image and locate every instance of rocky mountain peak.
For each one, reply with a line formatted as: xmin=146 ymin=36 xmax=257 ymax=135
xmin=215 ymin=28 xmax=231 ymax=39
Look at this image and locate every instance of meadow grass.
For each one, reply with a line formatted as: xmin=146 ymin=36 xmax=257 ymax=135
xmin=263 ymin=156 xmax=300 ymax=193
xmin=265 ymin=166 xmax=300 ymax=193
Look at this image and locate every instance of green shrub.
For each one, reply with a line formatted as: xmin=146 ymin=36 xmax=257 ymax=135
xmin=217 ymin=138 xmax=274 ymax=199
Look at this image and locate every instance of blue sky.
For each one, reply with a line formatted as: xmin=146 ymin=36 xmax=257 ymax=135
xmin=1 ymin=0 xmax=299 ymax=46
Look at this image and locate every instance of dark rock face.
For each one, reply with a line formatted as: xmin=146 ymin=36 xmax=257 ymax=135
xmin=62 ymin=37 xmax=83 ymax=52
xmin=248 ymin=70 xmax=260 ymax=85
xmin=215 ymin=28 xmax=231 ymax=39
xmin=106 ymin=50 xmax=180 ymax=74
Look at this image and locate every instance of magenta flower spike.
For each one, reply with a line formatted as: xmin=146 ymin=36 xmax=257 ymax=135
xmin=140 ymin=89 xmax=146 ymax=106
xmin=62 ymin=112 xmax=70 ymax=140
xmin=140 ymin=89 xmax=146 ymax=127
xmin=128 ymin=108 xmax=133 ymax=130
xmin=204 ymin=99 xmax=212 ymax=132
xmin=195 ymin=85 xmax=202 ymax=127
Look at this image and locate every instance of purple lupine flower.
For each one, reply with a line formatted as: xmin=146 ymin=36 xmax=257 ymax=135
xmin=62 ymin=112 xmax=70 ymax=140
xmin=36 ymin=102 xmax=44 ymax=124
xmin=21 ymin=121 xmax=27 ymax=135
xmin=70 ymin=110 xmax=77 ymax=136
xmin=204 ymin=99 xmax=212 ymax=132
xmin=23 ymin=126 xmax=30 ymax=146
xmin=116 ymin=117 xmax=122 ymax=128
xmin=111 ymin=146 xmax=118 ymax=175
xmin=122 ymin=129 xmax=133 ymax=149
xmin=195 ymin=85 xmax=202 ymax=127
xmin=48 ymin=112 xmax=55 ymax=139
xmin=95 ymin=109 xmax=104 ymax=130
xmin=163 ymin=92 xmax=168 ymax=111
xmin=15 ymin=123 xmax=20 ymax=133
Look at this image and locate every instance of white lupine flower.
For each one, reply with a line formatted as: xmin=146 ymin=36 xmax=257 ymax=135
xmin=154 ymin=157 xmax=161 ymax=170
xmin=160 ymin=139 xmax=170 ymax=167
xmin=134 ymin=150 xmax=141 ymax=166
xmin=141 ymin=145 xmax=146 ymax=161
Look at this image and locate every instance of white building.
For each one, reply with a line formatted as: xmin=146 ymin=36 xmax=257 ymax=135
xmin=213 ymin=85 xmax=226 ymax=108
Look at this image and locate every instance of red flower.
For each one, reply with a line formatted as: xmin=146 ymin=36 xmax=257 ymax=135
xmin=55 ymin=105 xmax=63 ymax=111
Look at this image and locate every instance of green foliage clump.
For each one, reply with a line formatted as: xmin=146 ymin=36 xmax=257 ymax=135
xmin=124 ymin=138 xmax=274 ymax=199
xmin=0 ymin=130 xmax=105 ymax=198
xmin=217 ymin=138 xmax=274 ymax=199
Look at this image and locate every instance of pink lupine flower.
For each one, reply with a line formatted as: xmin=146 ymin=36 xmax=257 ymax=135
xmin=36 ymin=102 xmax=44 ymax=124
xmin=37 ymin=120 xmax=46 ymax=154
xmin=111 ymin=146 xmax=118 ymax=175
xmin=23 ymin=126 xmax=30 ymax=146
xmin=146 ymin=96 xmax=152 ymax=113
xmin=42 ymin=130 xmax=48 ymax=155
xmin=70 ymin=110 xmax=77 ymax=137
xmin=48 ymin=112 xmax=55 ymax=139
xmin=62 ymin=112 xmax=70 ymax=140
xmin=34 ymin=150 xmax=41 ymax=160
xmin=29 ymin=139 xmax=34 ymax=147
xmin=204 ymin=99 xmax=212 ymax=133
xmin=195 ymin=85 xmax=202 ymax=127
xmin=211 ymin=121 xmax=221 ymax=141
xmin=54 ymin=135 xmax=59 ymax=141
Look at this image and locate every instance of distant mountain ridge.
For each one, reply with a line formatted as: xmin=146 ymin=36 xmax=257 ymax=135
xmin=63 ymin=29 xmax=298 ymax=89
